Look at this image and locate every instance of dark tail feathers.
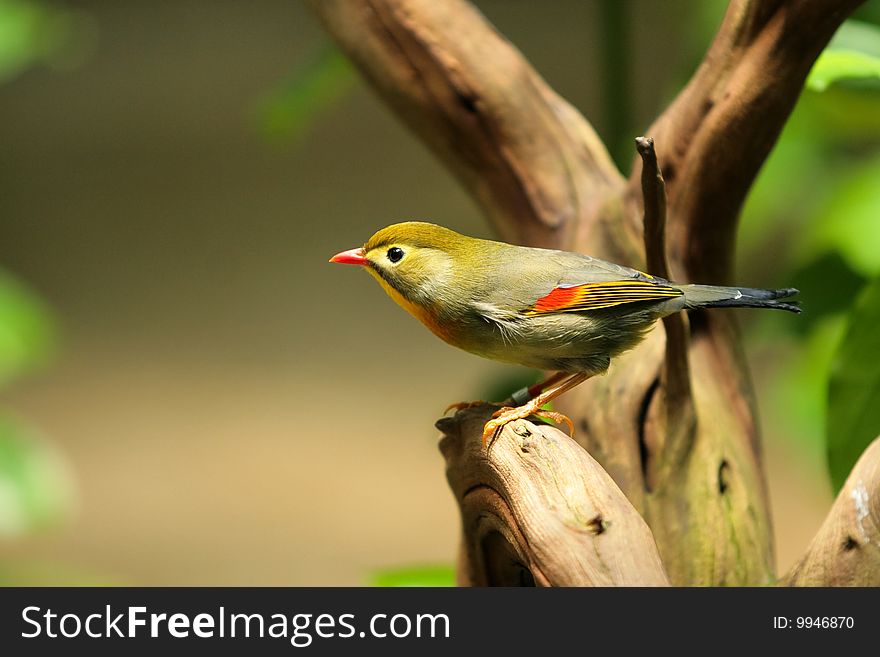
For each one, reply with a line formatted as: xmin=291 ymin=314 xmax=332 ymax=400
xmin=681 ymin=285 xmax=801 ymax=314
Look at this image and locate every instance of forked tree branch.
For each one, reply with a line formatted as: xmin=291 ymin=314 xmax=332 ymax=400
xmin=438 ymin=406 xmax=669 ymax=586
xmin=782 ymin=437 xmax=880 ymax=586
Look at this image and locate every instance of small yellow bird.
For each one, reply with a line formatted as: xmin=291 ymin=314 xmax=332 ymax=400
xmin=330 ymin=222 xmax=799 ymax=443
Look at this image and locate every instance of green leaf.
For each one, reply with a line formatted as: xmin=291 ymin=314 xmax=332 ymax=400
xmin=828 ymin=20 xmax=880 ymax=58
xmin=256 ymin=44 xmax=356 ymax=145
xmin=808 ymin=50 xmax=880 ymax=92
xmin=0 ymin=269 xmax=55 ymax=389
xmin=807 ymin=20 xmax=880 ymax=92
xmin=370 ymin=565 xmax=456 ymax=587
xmin=827 ymin=280 xmax=880 ymax=492
xmin=0 ymin=413 xmax=74 ymax=537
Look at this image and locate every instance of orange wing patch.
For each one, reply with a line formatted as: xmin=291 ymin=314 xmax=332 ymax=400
xmin=527 ymin=281 xmax=682 ymax=315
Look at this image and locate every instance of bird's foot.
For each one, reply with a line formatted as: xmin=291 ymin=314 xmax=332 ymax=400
xmin=444 ymin=400 xmax=487 ymax=414
xmin=481 ymin=403 xmax=575 ymax=445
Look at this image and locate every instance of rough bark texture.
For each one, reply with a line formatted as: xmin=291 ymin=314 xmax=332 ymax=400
xmin=310 ymin=0 xmax=873 ymax=586
xmin=437 ymin=406 xmax=669 ymax=586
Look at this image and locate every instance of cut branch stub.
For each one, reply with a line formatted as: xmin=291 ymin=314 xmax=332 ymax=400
xmin=636 ymin=136 xmax=696 ymax=490
xmin=782 ymin=436 xmax=880 ymax=586
xmin=437 ymin=405 xmax=670 ymax=587
xmin=636 ymin=137 xmax=696 ymax=490
xmin=636 ymin=136 xmax=671 ymax=282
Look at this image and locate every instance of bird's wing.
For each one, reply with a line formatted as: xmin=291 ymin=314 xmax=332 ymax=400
xmin=482 ymin=246 xmax=683 ymax=315
xmin=525 ymin=280 xmax=682 ymax=314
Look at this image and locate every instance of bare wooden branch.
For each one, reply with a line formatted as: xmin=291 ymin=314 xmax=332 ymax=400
xmin=636 ymin=137 xmax=695 ymax=490
xmin=307 ymin=0 xmax=623 ymax=249
xmin=636 ymin=137 xmax=670 ymax=281
xmin=782 ymin=437 xmax=880 ymax=586
xmin=438 ymin=405 xmax=670 ymax=586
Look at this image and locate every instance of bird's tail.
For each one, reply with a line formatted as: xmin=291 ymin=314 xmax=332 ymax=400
xmin=679 ymin=284 xmax=801 ymax=314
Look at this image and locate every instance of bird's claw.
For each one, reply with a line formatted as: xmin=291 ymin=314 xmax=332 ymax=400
xmin=481 ymin=405 xmax=575 ymax=445
xmin=536 ymin=410 xmax=575 ymax=437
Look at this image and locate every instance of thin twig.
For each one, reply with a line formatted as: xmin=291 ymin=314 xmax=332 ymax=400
xmin=637 ymin=137 xmax=695 ymax=487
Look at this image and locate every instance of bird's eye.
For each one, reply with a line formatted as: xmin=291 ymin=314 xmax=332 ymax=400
xmin=387 ymin=247 xmax=404 ymax=263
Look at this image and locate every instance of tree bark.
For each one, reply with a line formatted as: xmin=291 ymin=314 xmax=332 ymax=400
xmin=310 ymin=0 xmax=867 ymax=585
xmin=438 ymin=406 xmax=669 ymax=586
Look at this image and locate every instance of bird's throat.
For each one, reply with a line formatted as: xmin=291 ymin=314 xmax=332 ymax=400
xmin=366 ymin=268 xmax=452 ymax=342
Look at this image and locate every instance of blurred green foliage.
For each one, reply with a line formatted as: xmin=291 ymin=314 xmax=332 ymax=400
xmin=0 ymin=414 xmax=72 ymax=538
xmin=0 ymin=269 xmax=54 ymax=389
xmin=808 ymin=50 xmax=880 ymax=92
xmin=0 ymin=0 xmax=78 ymax=561
xmin=0 ymin=271 xmax=69 ymax=540
xmin=741 ymin=16 xmax=880 ymax=492
xmin=256 ymin=43 xmax=356 ymax=145
xmin=479 ymin=369 xmax=543 ymax=405
xmin=0 ymin=0 xmax=94 ymax=83
xmin=807 ymin=21 xmax=880 ymax=92
xmin=370 ymin=565 xmax=456 ymax=587
xmin=0 ymin=272 xmax=71 ymax=544
xmin=827 ymin=281 xmax=880 ymax=491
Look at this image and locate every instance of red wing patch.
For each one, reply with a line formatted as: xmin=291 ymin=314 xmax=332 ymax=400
xmin=527 ymin=281 xmax=682 ymax=315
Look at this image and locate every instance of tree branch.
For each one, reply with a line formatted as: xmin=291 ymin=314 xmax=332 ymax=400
xmin=782 ymin=437 xmax=880 ymax=586
xmin=636 ymin=137 xmax=696 ymax=489
xmin=438 ymin=405 xmax=670 ymax=586
xmin=636 ymin=137 xmax=671 ymax=281
xmin=307 ymin=0 xmax=623 ymax=249
xmin=638 ymin=0 xmax=865 ymax=284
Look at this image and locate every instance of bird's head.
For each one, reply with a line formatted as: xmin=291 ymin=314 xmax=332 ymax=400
xmin=330 ymin=221 xmax=477 ymax=316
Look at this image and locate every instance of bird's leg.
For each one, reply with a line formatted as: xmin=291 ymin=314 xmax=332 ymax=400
xmin=504 ymin=371 xmax=569 ymax=405
xmin=445 ymin=371 xmax=568 ymax=415
xmin=482 ymin=372 xmax=592 ymax=445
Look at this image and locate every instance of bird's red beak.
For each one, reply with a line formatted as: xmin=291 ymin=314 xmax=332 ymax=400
xmin=329 ymin=248 xmax=367 ymax=266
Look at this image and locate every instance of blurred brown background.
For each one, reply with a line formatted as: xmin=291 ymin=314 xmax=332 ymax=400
xmin=0 ymin=0 xmax=831 ymax=584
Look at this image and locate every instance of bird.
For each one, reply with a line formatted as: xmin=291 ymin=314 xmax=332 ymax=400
xmin=330 ymin=222 xmax=799 ymax=444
